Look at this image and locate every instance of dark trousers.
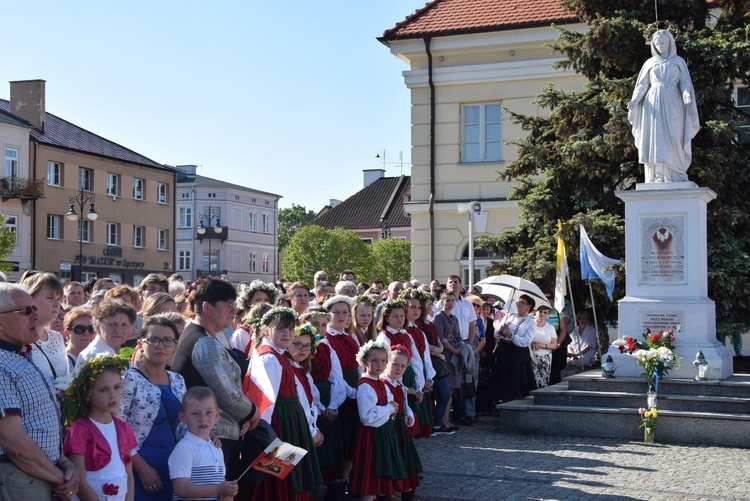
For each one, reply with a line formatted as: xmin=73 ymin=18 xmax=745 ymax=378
xmin=432 ymin=376 xmax=451 ymax=427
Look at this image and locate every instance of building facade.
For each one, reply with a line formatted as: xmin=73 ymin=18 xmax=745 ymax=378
xmin=380 ymin=0 xmax=586 ymax=284
xmin=175 ymin=165 xmax=281 ymax=283
xmin=1 ymin=79 xmax=176 ymax=285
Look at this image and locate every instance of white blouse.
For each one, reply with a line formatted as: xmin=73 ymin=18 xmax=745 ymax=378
xmin=33 ymin=329 xmax=70 ymax=384
xmin=376 ymin=327 xmax=425 ymax=391
xmin=356 ymin=375 xmax=396 ymax=427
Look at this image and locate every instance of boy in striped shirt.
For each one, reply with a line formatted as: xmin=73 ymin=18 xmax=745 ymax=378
xmin=169 ymin=387 xmax=238 ymax=500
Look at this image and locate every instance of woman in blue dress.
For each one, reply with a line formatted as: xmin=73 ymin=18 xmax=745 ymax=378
xmin=117 ymin=316 xmax=186 ymax=500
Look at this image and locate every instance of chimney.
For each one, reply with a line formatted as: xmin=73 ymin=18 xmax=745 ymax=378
xmin=363 ymin=169 xmax=385 ymax=188
xmin=10 ymin=80 xmax=46 ymax=132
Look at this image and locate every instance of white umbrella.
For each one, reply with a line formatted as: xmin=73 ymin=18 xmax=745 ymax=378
xmin=474 ymin=274 xmax=551 ymax=310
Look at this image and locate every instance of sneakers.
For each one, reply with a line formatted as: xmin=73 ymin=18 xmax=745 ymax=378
xmin=432 ymin=426 xmax=456 ymax=436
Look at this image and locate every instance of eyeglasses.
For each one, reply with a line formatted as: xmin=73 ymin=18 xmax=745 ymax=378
xmin=71 ymin=324 xmax=96 ymax=335
xmin=142 ymin=337 xmax=177 ymax=347
xmin=291 ymin=341 xmax=312 ymax=351
xmin=0 ymin=305 xmax=38 ymax=316
xmin=516 ymin=301 xmax=530 ymax=307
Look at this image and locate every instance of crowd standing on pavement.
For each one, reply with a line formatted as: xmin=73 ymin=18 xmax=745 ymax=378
xmin=0 ymin=267 xmax=592 ymax=500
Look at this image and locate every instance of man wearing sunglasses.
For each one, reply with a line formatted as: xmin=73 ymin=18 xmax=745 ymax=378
xmin=0 ymin=283 xmax=80 ymax=500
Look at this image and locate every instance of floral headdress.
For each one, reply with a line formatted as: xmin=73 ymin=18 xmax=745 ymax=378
xmin=236 ymin=280 xmax=280 ymax=310
xmin=300 ymin=309 xmax=332 ymax=322
xmin=389 ymin=343 xmax=412 ymax=360
xmin=61 ymin=354 xmax=129 ymax=429
xmin=260 ymin=306 xmax=298 ymax=326
xmin=382 ymin=298 xmax=408 ymax=318
xmin=356 ymin=339 xmax=392 ymax=365
xmin=294 ymin=324 xmax=319 ymax=354
xmin=353 ymin=294 xmax=376 ymax=308
xmin=398 ymin=288 xmax=431 ymax=303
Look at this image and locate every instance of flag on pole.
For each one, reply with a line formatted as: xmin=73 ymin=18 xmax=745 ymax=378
xmin=242 ymin=346 xmax=275 ymax=418
xmin=579 ymin=224 xmax=621 ymax=300
xmin=554 ymin=220 xmax=567 ymax=313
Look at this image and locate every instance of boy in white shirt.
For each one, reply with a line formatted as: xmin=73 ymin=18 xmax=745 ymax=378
xmin=169 ymin=387 xmax=238 ymax=501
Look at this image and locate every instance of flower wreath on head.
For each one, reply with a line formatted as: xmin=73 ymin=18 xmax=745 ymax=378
xmin=389 ymin=342 xmax=412 ymax=361
xmin=294 ymin=324 xmax=319 ymax=354
xmin=61 ymin=354 xmax=129 ymax=430
xmin=382 ymin=298 xmax=408 ymax=318
xmin=398 ymin=287 xmax=431 ymax=303
xmin=322 ymin=294 xmax=354 ymax=311
xmin=299 ymin=309 xmax=332 ymax=323
xmin=236 ymin=280 xmax=280 ymax=310
xmin=260 ymin=306 xmax=298 ymax=326
xmin=353 ymin=294 xmax=376 ymax=309
xmin=356 ymin=339 xmax=392 ymax=365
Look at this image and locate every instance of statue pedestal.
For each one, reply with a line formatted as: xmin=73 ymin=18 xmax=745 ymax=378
xmin=610 ymin=184 xmax=733 ymax=380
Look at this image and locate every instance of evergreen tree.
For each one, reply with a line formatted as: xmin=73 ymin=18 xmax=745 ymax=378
xmin=481 ymin=0 xmax=750 ymax=340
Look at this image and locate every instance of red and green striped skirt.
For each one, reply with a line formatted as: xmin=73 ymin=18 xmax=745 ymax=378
xmin=339 ymin=369 xmax=361 ymax=459
xmin=393 ymin=414 xmax=422 ymax=492
xmin=313 ymin=380 xmax=345 ymax=482
xmin=348 ymin=418 xmax=408 ymax=496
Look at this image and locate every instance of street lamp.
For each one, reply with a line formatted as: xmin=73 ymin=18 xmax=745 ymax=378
xmin=457 ymin=201 xmax=482 ymax=291
xmin=196 ymin=205 xmax=225 ymax=275
xmin=66 ymin=186 xmax=98 ymax=282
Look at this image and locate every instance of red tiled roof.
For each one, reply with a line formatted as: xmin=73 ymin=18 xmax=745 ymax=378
xmin=313 ymin=176 xmax=411 ymax=231
xmin=381 ymin=0 xmax=577 ymax=41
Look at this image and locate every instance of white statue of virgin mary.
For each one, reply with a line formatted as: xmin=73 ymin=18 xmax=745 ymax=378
xmin=627 ymin=29 xmax=700 ymax=183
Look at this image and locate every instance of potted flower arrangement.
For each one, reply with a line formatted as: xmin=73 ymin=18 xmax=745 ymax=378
xmin=638 ymin=407 xmax=658 ymax=443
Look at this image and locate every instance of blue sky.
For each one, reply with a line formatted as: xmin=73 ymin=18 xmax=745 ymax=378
xmin=2 ymin=1 xmax=424 ymax=210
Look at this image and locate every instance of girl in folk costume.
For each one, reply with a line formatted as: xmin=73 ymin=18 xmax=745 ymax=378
xmin=381 ymin=345 xmax=422 ymax=501
xmin=399 ymin=289 xmax=435 ymax=439
xmin=375 ymin=300 xmax=424 ymax=429
xmin=231 ymin=282 xmax=279 ymax=353
xmin=63 ymin=355 xmax=137 ymax=501
xmin=348 ymin=295 xmax=377 ymax=346
xmin=320 ymin=295 xmax=360 ymax=492
xmin=243 ymin=307 xmax=323 ymax=500
xmin=301 ymin=308 xmax=347 ymax=492
xmin=349 ymin=341 xmax=407 ymax=500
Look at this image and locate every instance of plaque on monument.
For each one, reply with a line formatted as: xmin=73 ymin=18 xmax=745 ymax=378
xmin=639 ymin=215 xmax=685 ymax=283
xmin=639 ymin=311 xmax=684 ymax=335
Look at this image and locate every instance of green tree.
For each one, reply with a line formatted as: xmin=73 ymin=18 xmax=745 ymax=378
xmin=282 ymin=225 xmax=372 ymax=283
xmin=369 ymin=238 xmax=412 ymax=285
xmin=0 ymin=217 xmax=15 ymax=274
xmin=479 ymin=0 xmax=750 ymax=340
xmin=278 ymin=204 xmax=316 ymax=250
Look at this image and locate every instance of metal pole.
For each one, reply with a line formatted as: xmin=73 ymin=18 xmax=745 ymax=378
xmin=468 ymin=211 xmax=475 ymax=292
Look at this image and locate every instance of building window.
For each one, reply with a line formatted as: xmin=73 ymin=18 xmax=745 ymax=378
xmin=133 ymin=226 xmax=145 ymax=248
xmin=361 ymin=238 xmax=373 ymax=244
xmin=262 ymin=213 xmax=270 ymax=234
xmin=157 ymin=183 xmax=168 ymax=204
xmin=249 ymin=252 xmax=257 ymax=272
xmin=178 ymin=207 xmax=193 ymax=228
xmin=106 ymin=173 xmax=120 ymax=197
xmin=47 ymin=215 xmax=62 ymax=240
xmin=4 ymin=148 xmax=19 ymax=178
xmin=79 ymin=167 xmax=93 ymax=191
xmin=47 ymin=162 xmax=62 ymax=187
xmin=78 ymin=220 xmax=92 ymax=243
xmin=203 ymin=250 xmax=218 ymax=272
xmin=178 ymin=250 xmax=192 ymax=271
xmin=4 ymin=216 xmax=17 ymax=246
xmin=462 ymin=103 xmax=502 ymax=163
xmin=157 ymin=229 xmax=168 ymax=250
xmin=133 ymin=178 xmax=144 ymax=200
xmin=735 ymin=85 xmax=750 ymax=142
xmin=249 ymin=211 xmax=257 ymax=232
xmin=262 ymin=253 xmax=270 ymax=274
xmin=106 ymin=223 xmax=119 ymax=246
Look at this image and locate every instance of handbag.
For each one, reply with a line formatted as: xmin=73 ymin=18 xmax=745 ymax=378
xmin=460 ymin=374 xmax=476 ymax=399
xmin=431 ymin=355 xmax=452 ymax=379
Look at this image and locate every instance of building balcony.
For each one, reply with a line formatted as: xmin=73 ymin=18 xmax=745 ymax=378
xmin=0 ymin=177 xmax=44 ymax=201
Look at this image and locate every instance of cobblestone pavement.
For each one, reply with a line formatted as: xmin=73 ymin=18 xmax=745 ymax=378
xmin=411 ymin=413 xmax=750 ymax=500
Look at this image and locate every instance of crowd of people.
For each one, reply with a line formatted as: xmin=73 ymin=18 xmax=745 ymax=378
xmin=0 ymin=268 xmax=600 ymax=501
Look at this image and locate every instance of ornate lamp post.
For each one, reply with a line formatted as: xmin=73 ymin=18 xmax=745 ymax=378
xmin=66 ymin=187 xmax=98 ymax=282
xmin=196 ymin=205 xmax=225 ymax=275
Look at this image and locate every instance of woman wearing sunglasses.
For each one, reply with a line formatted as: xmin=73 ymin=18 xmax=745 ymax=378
xmin=63 ymin=306 xmax=96 ymax=372
xmin=117 ymin=315 xmax=186 ymax=501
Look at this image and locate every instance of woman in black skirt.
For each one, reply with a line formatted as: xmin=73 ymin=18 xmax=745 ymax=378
xmin=492 ymin=294 xmax=537 ymax=403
